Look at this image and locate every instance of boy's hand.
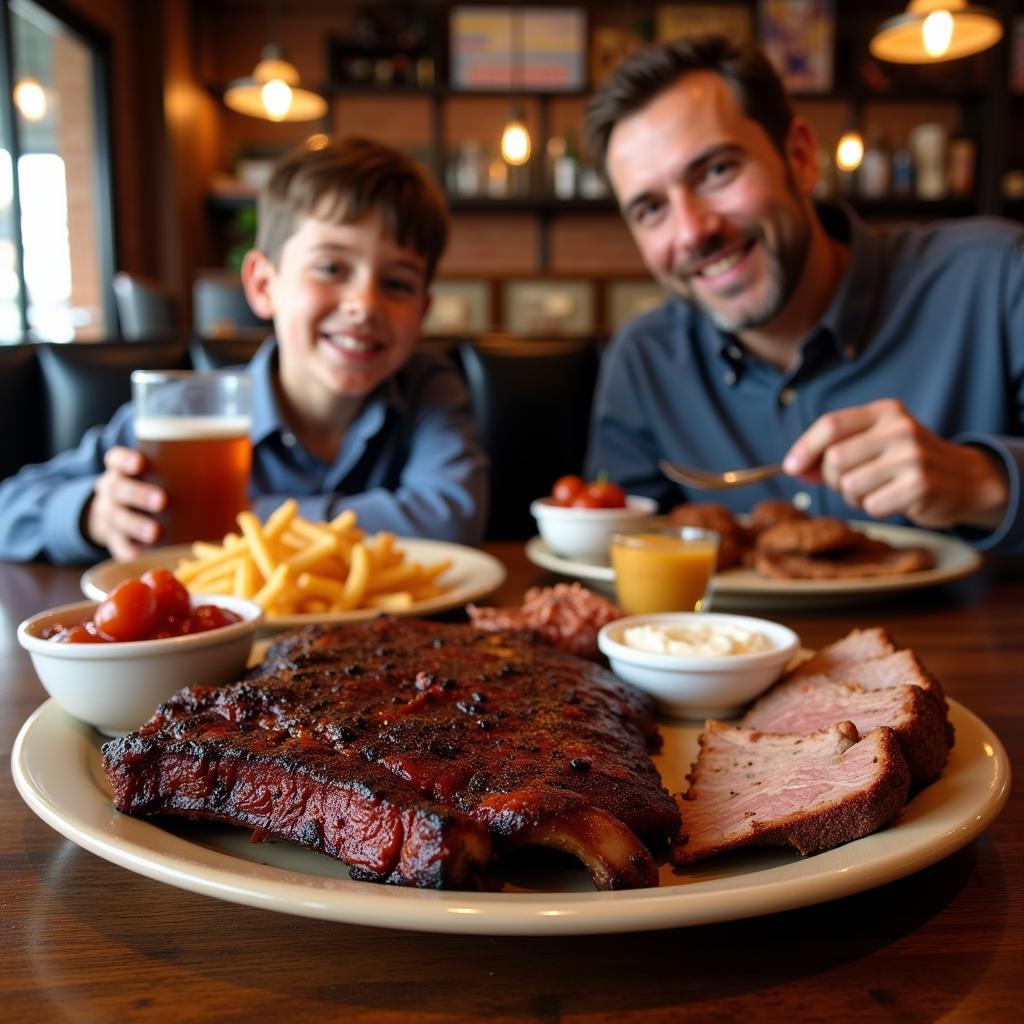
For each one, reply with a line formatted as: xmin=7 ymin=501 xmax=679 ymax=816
xmin=85 ymin=447 xmax=168 ymax=561
xmin=782 ymin=398 xmax=1009 ymax=531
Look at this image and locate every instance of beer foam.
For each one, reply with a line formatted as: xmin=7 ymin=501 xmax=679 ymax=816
xmin=135 ymin=415 xmax=251 ymax=441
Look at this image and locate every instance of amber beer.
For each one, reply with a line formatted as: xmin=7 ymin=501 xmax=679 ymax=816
xmin=132 ymin=371 xmax=252 ymax=545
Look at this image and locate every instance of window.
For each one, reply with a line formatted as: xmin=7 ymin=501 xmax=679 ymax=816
xmin=0 ymin=0 xmax=115 ymax=342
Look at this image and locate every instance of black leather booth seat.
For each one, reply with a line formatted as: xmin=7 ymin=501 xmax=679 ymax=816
xmin=458 ymin=336 xmax=602 ymax=540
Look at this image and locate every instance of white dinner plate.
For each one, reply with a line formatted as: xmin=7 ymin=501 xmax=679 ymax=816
xmin=12 ymin=698 xmax=1008 ymax=936
xmin=526 ymin=522 xmax=982 ymax=609
xmin=80 ymin=539 xmax=507 ymax=627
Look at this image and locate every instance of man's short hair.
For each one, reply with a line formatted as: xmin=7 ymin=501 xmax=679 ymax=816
xmin=256 ymin=135 xmax=449 ymax=281
xmin=584 ymin=35 xmax=795 ymax=177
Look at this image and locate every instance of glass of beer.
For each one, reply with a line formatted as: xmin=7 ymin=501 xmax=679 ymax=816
xmin=131 ymin=370 xmax=252 ymax=545
xmin=611 ymin=525 xmax=719 ymax=615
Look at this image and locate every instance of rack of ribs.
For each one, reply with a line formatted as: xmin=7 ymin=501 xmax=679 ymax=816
xmin=102 ymin=617 xmax=680 ymax=891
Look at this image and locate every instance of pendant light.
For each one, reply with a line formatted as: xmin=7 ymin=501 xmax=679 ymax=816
xmin=500 ymin=11 xmax=531 ymax=167
xmin=836 ymin=129 xmax=865 ymax=172
xmin=870 ymin=0 xmax=1004 ymax=64
xmin=13 ymin=77 xmax=47 ymax=121
xmin=223 ymin=1 xmax=326 ymax=122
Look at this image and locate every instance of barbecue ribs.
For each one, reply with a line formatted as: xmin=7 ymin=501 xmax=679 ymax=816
xmin=102 ymin=617 xmax=680 ymax=891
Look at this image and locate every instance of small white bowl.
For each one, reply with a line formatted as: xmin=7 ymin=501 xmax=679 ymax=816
xmin=530 ymin=494 xmax=658 ymax=563
xmin=17 ymin=594 xmax=263 ymax=736
xmin=597 ymin=612 xmax=799 ymax=720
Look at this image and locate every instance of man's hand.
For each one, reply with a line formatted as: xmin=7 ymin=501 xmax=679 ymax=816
xmin=84 ymin=447 xmax=168 ymax=561
xmin=782 ymin=399 xmax=1009 ymax=531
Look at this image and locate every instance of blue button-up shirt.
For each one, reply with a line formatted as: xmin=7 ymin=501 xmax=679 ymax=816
xmin=586 ymin=204 xmax=1024 ymax=552
xmin=0 ymin=338 xmax=488 ymax=563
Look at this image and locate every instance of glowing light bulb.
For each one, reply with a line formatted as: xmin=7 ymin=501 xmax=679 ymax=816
xmin=14 ymin=78 xmax=46 ymax=121
xmin=261 ymin=78 xmax=293 ymax=121
xmin=836 ymin=131 xmax=865 ymax=172
xmin=922 ymin=10 xmax=955 ymax=58
xmin=501 ymin=120 xmax=531 ymax=166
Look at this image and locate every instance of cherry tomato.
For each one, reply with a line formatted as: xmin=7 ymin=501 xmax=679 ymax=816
xmin=189 ymin=604 xmax=242 ymax=633
xmin=551 ymin=474 xmax=585 ymax=505
xmin=141 ymin=567 xmax=191 ymax=619
xmin=50 ymin=623 xmax=108 ymax=644
xmin=584 ymin=480 xmax=627 ymax=509
xmin=93 ymin=579 xmax=158 ymax=642
xmin=569 ymin=489 xmax=604 ymax=508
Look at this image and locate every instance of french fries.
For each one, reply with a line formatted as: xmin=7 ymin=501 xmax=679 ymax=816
xmin=173 ymin=499 xmax=452 ymax=617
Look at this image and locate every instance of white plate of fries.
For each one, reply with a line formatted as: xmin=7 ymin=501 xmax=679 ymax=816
xmin=80 ymin=500 xmax=506 ymax=628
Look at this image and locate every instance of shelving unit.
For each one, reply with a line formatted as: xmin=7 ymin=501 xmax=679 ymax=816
xmin=199 ymin=0 xmax=1024 ymax=334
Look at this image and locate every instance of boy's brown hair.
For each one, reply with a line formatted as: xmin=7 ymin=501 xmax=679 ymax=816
xmin=256 ymin=135 xmax=449 ymax=281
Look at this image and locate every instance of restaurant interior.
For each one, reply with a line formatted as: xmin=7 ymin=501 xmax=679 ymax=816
xmin=2 ymin=3 xmax=1022 ymax=1021
xmin=3 ymin=0 xmax=1024 ymax=536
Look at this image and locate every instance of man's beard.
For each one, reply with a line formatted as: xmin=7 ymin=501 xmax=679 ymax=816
xmin=670 ymin=203 xmax=811 ymax=334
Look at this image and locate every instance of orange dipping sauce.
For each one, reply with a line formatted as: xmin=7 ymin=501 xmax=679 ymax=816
xmin=611 ymin=528 xmax=719 ymax=615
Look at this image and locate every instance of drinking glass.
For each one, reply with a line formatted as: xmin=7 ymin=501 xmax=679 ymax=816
xmin=131 ymin=370 xmax=252 ymax=545
xmin=610 ymin=525 xmax=719 ymax=615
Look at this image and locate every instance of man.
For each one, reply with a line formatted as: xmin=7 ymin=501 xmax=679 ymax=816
xmin=583 ymin=36 xmax=1023 ymax=552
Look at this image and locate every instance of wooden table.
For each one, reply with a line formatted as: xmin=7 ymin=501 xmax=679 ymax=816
xmin=2 ymin=545 xmax=1021 ymax=1022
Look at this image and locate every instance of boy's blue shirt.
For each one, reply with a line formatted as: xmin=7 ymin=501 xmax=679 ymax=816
xmin=0 ymin=338 xmax=489 ymax=563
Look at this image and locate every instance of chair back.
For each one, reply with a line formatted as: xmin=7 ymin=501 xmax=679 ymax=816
xmin=192 ymin=271 xmax=271 ymax=339
xmin=112 ymin=272 xmax=179 ymax=340
xmin=457 ymin=335 xmax=601 ymax=539
xmin=0 ymin=346 xmax=45 ymax=478
xmin=35 ymin=340 xmax=191 ymax=458
xmin=189 ymin=336 xmax=264 ymax=371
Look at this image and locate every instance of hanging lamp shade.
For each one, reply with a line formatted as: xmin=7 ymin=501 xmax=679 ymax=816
xmin=223 ymin=44 xmax=327 ymax=122
xmin=870 ymin=0 xmax=1003 ymax=64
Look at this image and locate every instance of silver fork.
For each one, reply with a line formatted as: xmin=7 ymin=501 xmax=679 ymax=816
xmin=658 ymin=458 xmax=783 ymax=491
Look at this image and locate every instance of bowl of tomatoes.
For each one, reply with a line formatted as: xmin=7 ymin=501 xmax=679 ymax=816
xmin=530 ymin=475 xmax=658 ymax=564
xmin=17 ymin=568 xmax=262 ymax=735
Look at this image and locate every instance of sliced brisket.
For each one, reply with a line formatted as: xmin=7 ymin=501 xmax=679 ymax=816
xmin=672 ymin=721 xmax=911 ymax=866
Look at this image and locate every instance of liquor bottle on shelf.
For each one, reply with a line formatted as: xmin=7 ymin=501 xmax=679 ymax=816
xmin=858 ymin=129 xmax=891 ymax=200
xmin=891 ymin=145 xmax=915 ymax=197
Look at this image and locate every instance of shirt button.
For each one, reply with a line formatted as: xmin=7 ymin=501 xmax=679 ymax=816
xmin=723 ymin=369 xmax=737 ymax=386
xmin=793 ymin=490 xmax=812 ymax=511
xmin=727 ymin=344 xmax=743 ymax=361
xmin=281 ymin=431 xmax=297 ymax=447
xmin=779 ymin=387 xmax=797 ymax=406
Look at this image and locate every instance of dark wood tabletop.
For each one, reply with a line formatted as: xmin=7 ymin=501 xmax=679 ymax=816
xmin=2 ymin=544 xmax=1021 ymax=1023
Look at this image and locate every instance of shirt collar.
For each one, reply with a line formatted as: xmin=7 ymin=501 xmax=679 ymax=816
xmin=814 ymin=200 xmax=884 ymax=361
xmin=247 ymin=336 xmax=410 ymax=446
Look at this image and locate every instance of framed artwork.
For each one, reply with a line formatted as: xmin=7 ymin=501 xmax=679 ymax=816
xmin=758 ymin=0 xmax=835 ymax=94
xmin=1012 ymin=17 xmax=1024 ymax=95
xmin=450 ymin=6 xmax=587 ymax=92
xmin=606 ymin=281 xmax=667 ymax=333
xmin=503 ymin=280 xmax=594 ymax=335
xmin=656 ymin=4 xmax=753 ymax=44
xmin=423 ymin=280 xmax=492 ymax=335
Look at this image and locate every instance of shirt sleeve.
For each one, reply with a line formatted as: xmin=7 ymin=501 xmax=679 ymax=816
xmin=250 ymin=364 xmax=489 ymax=546
xmin=948 ymin=234 xmax=1024 ymax=554
xmin=0 ymin=401 xmax=135 ymax=564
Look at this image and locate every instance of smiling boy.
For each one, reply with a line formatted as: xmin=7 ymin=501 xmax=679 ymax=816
xmin=0 ymin=137 xmax=488 ymax=563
